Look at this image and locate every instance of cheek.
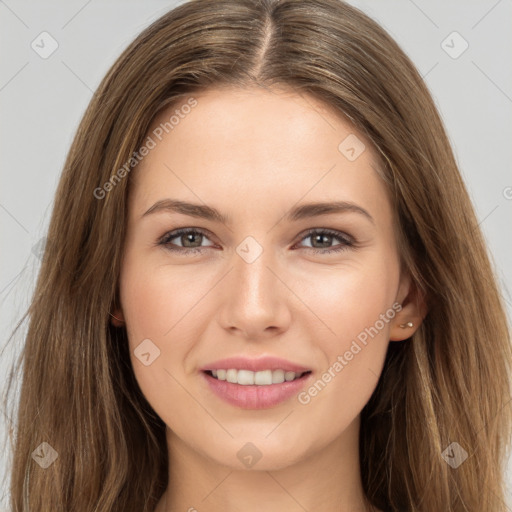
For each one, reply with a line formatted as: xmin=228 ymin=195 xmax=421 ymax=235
xmin=119 ymin=255 xmax=205 ymax=344
xmin=118 ymin=255 xmax=192 ymax=392
xmin=119 ymin=259 xmax=200 ymax=424
xmin=302 ymin=254 xmax=398 ymax=341
xmin=299 ymin=254 xmax=398 ymax=403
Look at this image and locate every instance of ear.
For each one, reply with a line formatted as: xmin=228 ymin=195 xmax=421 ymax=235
xmin=110 ymin=307 xmax=125 ymax=327
xmin=389 ymin=272 xmax=428 ymax=342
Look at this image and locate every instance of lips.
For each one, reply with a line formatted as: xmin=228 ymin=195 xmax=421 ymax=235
xmin=200 ymin=356 xmax=313 ymax=409
xmin=201 ymin=356 xmax=311 ymax=373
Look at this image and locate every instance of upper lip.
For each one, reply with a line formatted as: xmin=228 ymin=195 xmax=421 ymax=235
xmin=201 ymin=356 xmax=311 ymax=373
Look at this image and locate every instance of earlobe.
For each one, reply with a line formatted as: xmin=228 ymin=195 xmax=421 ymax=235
xmin=389 ymin=276 xmax=428 ymax=342
xmin=389 ymin=318 xmax=419 ymax=341
xmin=110 ymin=308 xmax=125 ymax=327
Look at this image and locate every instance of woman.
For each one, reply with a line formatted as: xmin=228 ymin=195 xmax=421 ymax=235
xmin=5 ymin=0 xmax=511 ymax=510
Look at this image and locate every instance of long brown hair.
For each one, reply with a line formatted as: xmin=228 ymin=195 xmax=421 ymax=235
xmin=4 ymin=0 xmax=511 ymax=510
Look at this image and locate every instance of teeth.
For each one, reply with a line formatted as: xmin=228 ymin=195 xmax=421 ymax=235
xmin=209 ymin=368 xmax=307 ymax=385
xmin=284 ymin=371 xmax=296 ymax=381
xmin=238 ymin=370 xmax=255 ymax=385
xmin=272 ymin=369 xmax=284 ymax=384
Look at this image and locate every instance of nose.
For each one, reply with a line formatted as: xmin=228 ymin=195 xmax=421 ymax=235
xmin=217 ymin=243 xmax=292 ymax=341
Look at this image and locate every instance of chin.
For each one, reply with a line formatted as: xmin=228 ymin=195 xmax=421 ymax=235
xmin=199 ymin=436 xmax=313 ymax=472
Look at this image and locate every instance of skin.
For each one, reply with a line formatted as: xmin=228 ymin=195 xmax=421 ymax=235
xmin=113 ymin=85 xmax=425 ymax=512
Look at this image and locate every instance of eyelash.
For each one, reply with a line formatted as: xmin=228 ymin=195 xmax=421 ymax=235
xmin=157 ymin=227 xmax=355 ymax=255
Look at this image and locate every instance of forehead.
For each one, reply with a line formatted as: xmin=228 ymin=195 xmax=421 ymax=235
xmin=132 ymin=86 xmax=391 ymax=224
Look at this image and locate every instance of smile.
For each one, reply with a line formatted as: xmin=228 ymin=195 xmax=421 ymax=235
xmin=202 ymin=369 xmax=313 ymax=409
xmin=207 ymin=368 xmax=310 ymax=386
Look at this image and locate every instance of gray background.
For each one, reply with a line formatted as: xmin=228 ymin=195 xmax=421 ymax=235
xmin=1 ymin=0 xmax=511 ymax=509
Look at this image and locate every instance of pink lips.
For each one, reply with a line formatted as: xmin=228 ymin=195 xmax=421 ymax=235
xmin=200 ymin=356 xmax=313 ymax=409
xmin=201 ymin=356 xmax=311 ymax=373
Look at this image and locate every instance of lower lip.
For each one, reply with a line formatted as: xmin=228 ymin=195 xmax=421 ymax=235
xmin=202 ymin=371 xmax=313 ymax=409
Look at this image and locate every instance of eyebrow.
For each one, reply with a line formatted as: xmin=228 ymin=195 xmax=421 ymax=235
xmin=142 ymin=198 xmax=375 ymax=225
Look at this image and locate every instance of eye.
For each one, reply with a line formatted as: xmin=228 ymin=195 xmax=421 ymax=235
xmin=157 ymin=228 xmax=215 ymax=254
xmin=295 ymin=228 xmax=355 ymax=254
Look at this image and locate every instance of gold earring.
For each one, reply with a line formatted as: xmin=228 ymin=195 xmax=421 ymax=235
xmin=399 ymin=321 xmax=414 ymax=328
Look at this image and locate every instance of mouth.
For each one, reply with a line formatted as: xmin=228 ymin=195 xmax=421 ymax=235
xmin=203 ymin=368 xmax=312 ymax=385
xmin=201 ymin=369 xmax=314 ymax=409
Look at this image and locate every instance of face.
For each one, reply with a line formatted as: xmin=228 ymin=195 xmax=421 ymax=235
xmin=115 ymin=85 xmax=417 ymax=471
